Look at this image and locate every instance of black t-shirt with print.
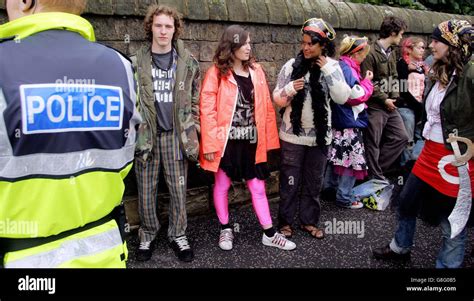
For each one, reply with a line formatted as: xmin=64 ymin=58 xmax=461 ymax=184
xmin=231 ymin=72 xmax=255 ymax=140
xmin=152 ymin=51 xmax=174 ymax=132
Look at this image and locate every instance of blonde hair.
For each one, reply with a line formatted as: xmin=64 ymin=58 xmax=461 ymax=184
xmin=39 ymin=0 xmax=87 ymax=15
xmin=339 ymin=35 xmax=370 ymax=57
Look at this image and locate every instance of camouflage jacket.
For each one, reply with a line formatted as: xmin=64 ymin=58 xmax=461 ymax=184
xmin=131 ymin=40 xmax=201 ymax=162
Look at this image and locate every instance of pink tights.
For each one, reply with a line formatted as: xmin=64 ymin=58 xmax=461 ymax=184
xmin=213 ymin=169 xmax=273 ymax=227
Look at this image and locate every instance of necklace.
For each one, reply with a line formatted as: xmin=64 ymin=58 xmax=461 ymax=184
xmin=152 ymin=49 xmax=174 ymax=71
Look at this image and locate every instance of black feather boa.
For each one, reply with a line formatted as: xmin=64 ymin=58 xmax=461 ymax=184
xmin=286 ymin=52 xmax=329 ymax=147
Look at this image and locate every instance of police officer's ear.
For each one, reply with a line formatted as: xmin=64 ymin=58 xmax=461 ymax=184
xmin=19 ymin=0 xmax=37 ymax=14
xmin=6 ymin=0 xmax=36 ymax=21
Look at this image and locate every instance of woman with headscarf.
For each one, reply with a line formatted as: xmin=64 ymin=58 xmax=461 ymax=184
xmin=273 ymin=18 xmax=351 ymax=238
xmin=373 ymin=20 xmax=474 ymax=268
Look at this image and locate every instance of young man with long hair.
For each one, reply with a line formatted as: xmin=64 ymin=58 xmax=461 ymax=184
xmin=361 ymin=16 xmax=409 ymax=180
xmin=132 ymin=5 xmax=201 ymax=262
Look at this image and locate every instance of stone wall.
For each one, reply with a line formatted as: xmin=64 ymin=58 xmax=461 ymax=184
xmin=1 ymin=0 xmax=473 ymax=225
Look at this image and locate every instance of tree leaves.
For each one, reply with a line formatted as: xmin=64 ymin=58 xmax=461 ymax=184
xmin=347 ymin=0 xmax=473 ymax=16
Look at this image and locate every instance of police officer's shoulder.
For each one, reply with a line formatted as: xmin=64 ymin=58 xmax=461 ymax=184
xmin=99 ymin=43 xmax=133 ymax=64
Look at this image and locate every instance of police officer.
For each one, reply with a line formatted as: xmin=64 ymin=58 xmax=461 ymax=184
xmin=0 ymin=0 xmax=141 ymax=268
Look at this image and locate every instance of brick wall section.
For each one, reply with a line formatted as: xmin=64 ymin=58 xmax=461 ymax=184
xmin=2 ymin=0 xmax=473 ymax=87
xmin=1 ymin=1 xmax=473 ymax=223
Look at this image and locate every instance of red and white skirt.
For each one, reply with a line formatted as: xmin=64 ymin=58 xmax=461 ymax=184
xmin=412 ymin=140 xmax=474 ymax=198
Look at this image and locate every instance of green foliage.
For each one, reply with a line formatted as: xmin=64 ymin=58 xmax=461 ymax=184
xmin=347 ymin=0 xmax=474 ymax=16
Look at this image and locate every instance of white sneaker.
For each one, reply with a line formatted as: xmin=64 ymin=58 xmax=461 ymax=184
xmin=218 ymin=228 xmax=234 ymax=251
xmin=348 ymin=201 xmax=364 ymax=209
xmin=262 ymin=232 xmax=296 ymax=251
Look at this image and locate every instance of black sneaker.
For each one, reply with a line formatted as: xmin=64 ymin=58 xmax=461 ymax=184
xmin=170 ymin=235 xmax=194 ymax=262
xmin=373 ymin=245 xmax=411 ymax=261
xmin=136 ymin=240 xmax=154 ymax=262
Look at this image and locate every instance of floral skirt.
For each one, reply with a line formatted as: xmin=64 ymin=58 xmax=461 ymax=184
xmin=328 ymin=128 xmax=368 ymax=180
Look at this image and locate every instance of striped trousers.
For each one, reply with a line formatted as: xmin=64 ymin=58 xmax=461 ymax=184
xmin=135 ymin=131 xmax=188 ymax=243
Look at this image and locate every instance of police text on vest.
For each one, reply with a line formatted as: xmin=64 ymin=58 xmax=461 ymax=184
xmin=20 ymin=84 xmax=124 ymax=134
xmin=18 ymin=275 xmax=56 ymax=295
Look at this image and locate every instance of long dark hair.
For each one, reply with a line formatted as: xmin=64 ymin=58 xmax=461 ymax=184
xmin=430 ymin=46 xmax=466 ymax=86
xmin=304 ymin=30 xmax=336 ymax=58
xmin=213 ymin=25 xmax=255 ymax=79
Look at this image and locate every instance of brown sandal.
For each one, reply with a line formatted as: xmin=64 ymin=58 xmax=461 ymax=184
xmin=300 ymin=225 xmax=324 ymax=239
xmin=279 ymin=225 xmax=293 ymax=238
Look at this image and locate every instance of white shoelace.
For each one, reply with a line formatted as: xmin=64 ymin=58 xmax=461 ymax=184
xmin=175 ymin=236 xmax=191 ymax=251
xmin=139 ymin=241 xmax=151 ymax=250
xmin=220 ymin=229 xmax=234 ymax=242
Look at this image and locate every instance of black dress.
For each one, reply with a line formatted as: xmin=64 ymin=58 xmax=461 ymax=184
xmin=219 ymin=72 xmax=270 ymax=182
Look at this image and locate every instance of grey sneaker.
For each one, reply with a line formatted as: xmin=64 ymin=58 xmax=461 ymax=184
xmin=218 ymin=228 xmax=234 ymax=251
xmin=262 ymin=232 xmax=296 ymax=251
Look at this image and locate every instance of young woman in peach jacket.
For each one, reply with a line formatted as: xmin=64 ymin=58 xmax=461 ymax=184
xmin=199 ymin=25 xmax=296 ymax=252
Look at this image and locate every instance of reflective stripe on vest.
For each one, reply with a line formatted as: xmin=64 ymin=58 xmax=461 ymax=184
xmin=0 ymin=144 xmax=135 ymax=180
xmin=4 ymin=220 xmax=123 ymax=268
xmin=0 ymin=164 xmax=132 ymax=238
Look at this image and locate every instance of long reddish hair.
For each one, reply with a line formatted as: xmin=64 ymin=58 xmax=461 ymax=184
xmin=213 ymin=25 xmax=255 ymax=79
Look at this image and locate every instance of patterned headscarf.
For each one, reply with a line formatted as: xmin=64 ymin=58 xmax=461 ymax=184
xmin=432 ymin=19 xmax=473 ymax=60
xmin=301 ymin=18 xmax=336 ymax=41
xmin=340 ymin=36 xmax=369 ymax=56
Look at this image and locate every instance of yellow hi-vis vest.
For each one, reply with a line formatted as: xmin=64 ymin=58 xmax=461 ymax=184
xmin=0 ymin=13 xmax=141 ymax=268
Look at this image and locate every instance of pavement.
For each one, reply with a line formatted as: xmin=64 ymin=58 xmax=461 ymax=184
xmin=125 ymin=194 xmax=474 ymax=269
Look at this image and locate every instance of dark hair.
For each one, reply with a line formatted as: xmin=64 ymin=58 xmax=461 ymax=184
xmin=430 ymin=45 xmax=466 ymax=86
xmin=213 ymin=25 xmax=255 ymax=78
xmin=303 ymin=30 xmax=336 ymax=57
xmin=379 ymin=16 xmax=407 ymax=39
xmin=144 ymin=5 xmax=183 ymax=42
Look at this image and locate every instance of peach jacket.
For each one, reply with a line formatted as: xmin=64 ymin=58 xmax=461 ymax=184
xmin=199 ymin=63 xmax=280 ymax=172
